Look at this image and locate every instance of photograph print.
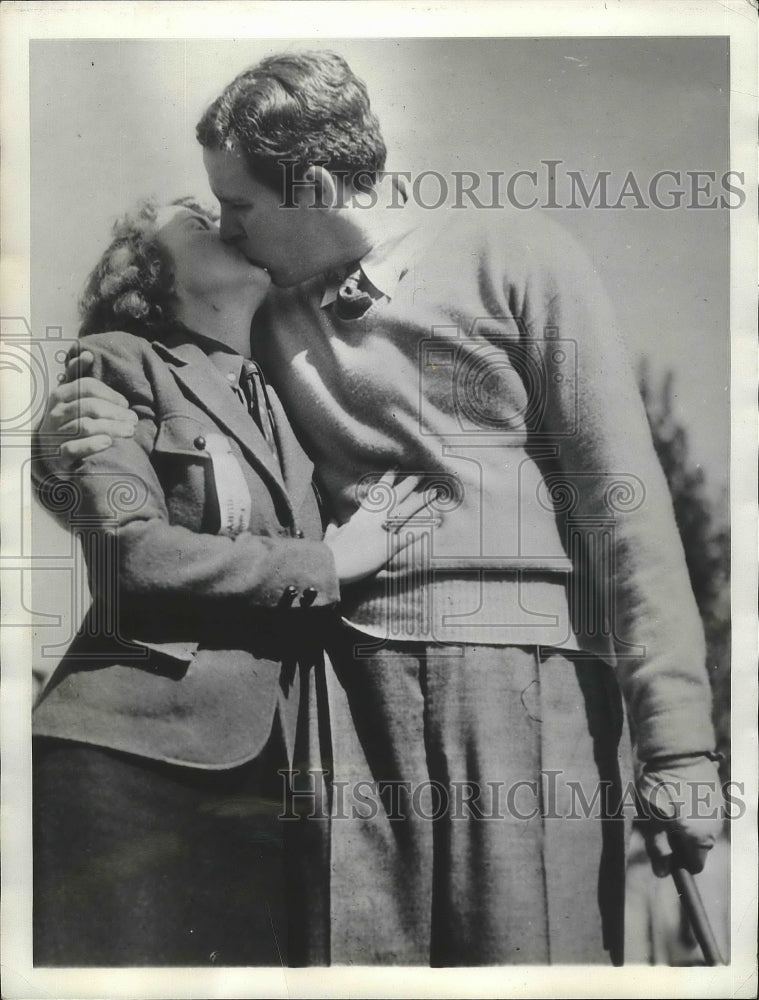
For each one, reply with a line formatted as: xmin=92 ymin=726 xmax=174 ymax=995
xmin=2 ymin=12 xmax=752 ymax=993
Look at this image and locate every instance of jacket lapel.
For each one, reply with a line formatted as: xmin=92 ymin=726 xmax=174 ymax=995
xmin=152 ymin=338 xmax=293 ymax=516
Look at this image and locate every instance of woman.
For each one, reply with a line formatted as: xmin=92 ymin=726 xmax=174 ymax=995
xmin=32 ymin=197 xmax=432 ymax=966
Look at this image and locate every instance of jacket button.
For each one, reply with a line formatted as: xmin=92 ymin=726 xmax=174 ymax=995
xmin=294 ymin=528 xmax=305 ymax=539
xmin=193 ymin=436 xmax=206 ymax=450
xmin=301 ymin=587 xmax=318 ymax=607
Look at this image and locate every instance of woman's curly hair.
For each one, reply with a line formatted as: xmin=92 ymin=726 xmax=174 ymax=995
xmin=78 ymin=196 xmax=219 ymax=340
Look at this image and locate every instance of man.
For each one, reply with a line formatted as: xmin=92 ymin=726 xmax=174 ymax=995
xmin=38 ymin=50 xmax=723 ymax=966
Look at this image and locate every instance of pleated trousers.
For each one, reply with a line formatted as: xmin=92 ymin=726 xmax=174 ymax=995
xmin=322 ymin=634 xmax=633 ymax=966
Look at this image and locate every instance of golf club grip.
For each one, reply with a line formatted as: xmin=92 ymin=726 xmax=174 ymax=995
xmin=670 ymin=864 xmax=726 ymax=966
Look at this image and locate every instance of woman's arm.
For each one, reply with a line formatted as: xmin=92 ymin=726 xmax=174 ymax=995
xmin=35 ymin=333 xmax=341 ymax=644
xmin=36 ymin=333 xmax=434 ymax=645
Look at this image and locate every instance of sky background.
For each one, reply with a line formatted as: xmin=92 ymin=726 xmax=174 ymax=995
xmin=30 ymin=36 xmax=731 ymax=667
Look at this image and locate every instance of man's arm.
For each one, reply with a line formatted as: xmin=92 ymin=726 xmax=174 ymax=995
xmin=33 ymin=349 xmax=137 ymax=478
xmin=34 ymin=338 xmax=432 ymax=639
xmin=36 ymin=335 xmax=341 ymax=647
xmin=497 ymin=216 xmax=724 ymax=876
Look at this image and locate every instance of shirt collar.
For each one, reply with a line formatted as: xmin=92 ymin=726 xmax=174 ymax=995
xmin=319 ymin=199 xmax=417 ymax=310
xmin=319 ymin=252 xmax=407 ymax=309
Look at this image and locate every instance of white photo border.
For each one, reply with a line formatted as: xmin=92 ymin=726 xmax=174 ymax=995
xmin=1 ymin=2 xmax=756 ymax=998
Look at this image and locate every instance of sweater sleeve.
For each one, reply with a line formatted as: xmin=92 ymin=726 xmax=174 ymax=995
xmin=501 ymin=219 xmax=716 ymax=761
xmin=35 ymin=333 xmax=340 ymax=645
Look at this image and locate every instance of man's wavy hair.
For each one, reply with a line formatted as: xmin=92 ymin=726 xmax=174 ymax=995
xmin=196 ymin=50 xmax=387 ymax=193
xmin=78 ymin=197 xmax=219 ymax=340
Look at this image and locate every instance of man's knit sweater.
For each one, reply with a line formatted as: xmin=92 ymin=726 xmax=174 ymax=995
xmin=254 ymin=203 xmax=714 ymax=761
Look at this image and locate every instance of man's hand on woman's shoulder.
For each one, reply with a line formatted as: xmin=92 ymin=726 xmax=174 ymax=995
xmin=35 ymin=348 xmax=137 ymax=474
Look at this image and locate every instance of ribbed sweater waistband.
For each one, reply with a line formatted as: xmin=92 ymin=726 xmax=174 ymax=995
xmin=340 ymin=572 xmax=613 ymax=658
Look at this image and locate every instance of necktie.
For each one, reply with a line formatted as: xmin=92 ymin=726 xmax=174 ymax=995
xmin=239 ymin=360 xmax=278 ymax=457
xmin=333 ymin=266 xmax=380 ymax=321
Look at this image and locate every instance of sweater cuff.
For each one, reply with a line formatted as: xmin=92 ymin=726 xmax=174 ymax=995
xmin=633 ymin=703 xmax=716 ymax=763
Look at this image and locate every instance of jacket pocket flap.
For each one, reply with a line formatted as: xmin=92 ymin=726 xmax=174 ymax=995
xmin=154 ymin=415 xmax=210 ymax=458
xmin=130 ymin=637 xmax=200 ymax=662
